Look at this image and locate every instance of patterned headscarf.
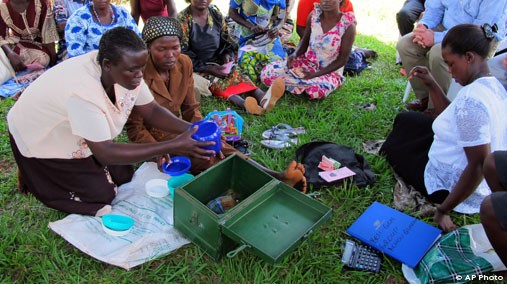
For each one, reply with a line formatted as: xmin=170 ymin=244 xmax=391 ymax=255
xmin=142 ymin=16 xmax=183 ymax=43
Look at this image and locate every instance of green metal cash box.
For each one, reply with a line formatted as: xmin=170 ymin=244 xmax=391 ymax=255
xmin=174 ymin=154 xmax=332 ymax=263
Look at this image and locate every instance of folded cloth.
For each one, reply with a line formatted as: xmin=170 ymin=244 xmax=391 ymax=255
xmin=0 ymin=69 xmax=46 ymax=98
xmin=49 ymin=162 xmax=190 ymax=270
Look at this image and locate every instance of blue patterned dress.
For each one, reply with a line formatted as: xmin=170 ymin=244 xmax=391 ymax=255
xmin=230 ymin=0 xmax=287 ymax=81
xmin=64 ymin=3 xmax=140 ymax=58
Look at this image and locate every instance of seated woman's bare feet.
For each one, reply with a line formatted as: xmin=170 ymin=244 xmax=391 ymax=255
xmin=260 ymin=77 xmax=285 ymax=111
xmin=281 ymin=160 xmax=307 ymax=193
xmin=244 ymin=97 xmax=265 ymax=115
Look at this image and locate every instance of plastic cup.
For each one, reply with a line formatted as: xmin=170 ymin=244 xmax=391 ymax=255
xmin=191 ymin=121 xmax=222 ymax=155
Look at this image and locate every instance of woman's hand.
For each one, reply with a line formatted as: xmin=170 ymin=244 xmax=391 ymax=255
xmin=409 ymin=66 xmax=437 ymax=87
xmin=170 ymin=126 xmax=216 ymax=159
xmin=249 ymin=24 xmax=265 ymax=34
xmin=267 ymin=27 xmax=280 ymax=39
xmin=213 ymin=136 xmax=226 ymax=160
xmin=204 ymin=65 xmax=229 ymax=79
xmin=286 ymin=55 xmax=296 ymax=69
xmin=223 ymin=54 xmax=235 ymax=63
xmin=7 ymin=52 xmax=26 ymax=72
xmin=154 ymin=154 xmax=171 ymax=172
xmin=434 ymin=210 xmax=458 ymax=233
xmin=302 ymin=71 xmax=318 ymax=80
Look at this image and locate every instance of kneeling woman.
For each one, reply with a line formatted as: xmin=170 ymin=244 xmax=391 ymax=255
xmin=178 ymin=0 xmax=284 ymax=115
xmin=260 ymin=0 xmax=355 ymax=100
xmin=381 ymin=24 xmax=507 ymax=232
xmin=8 ymin=27 xmax=217 ymax=216
xmin=126 ymin=17 xmax=307 ymax=191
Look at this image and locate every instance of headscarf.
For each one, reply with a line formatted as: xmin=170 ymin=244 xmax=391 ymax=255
xmin=142 ymin=16 xmax=183 ymax=43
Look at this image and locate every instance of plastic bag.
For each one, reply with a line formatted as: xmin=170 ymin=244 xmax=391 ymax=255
xmin=204 ymin=108 xmax=244 ymax=142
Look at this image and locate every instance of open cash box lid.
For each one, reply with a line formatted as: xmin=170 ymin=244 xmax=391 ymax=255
xmin=221 ymin=182 xmax=332 ymax=263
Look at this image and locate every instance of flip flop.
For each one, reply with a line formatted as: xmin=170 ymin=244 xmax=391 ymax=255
xmin=261 ymin=136 xmax=297 ymax=150
xmin=262 ymin=123 xmax=305 ymax=139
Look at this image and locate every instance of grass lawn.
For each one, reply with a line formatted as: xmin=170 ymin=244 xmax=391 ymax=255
xmin=0 ymin=0 xmax=482 ymax=283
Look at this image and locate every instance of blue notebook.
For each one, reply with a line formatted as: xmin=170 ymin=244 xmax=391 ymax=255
xmin=346 ymin=202 xmax=441 ymax=268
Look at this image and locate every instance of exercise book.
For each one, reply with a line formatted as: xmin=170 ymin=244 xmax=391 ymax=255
xmin=346 ymin=201 xmax=441 ymax=268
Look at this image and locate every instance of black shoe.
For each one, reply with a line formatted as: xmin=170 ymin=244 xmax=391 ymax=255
xmin=229 ymin=140 xmax=250 ymax=156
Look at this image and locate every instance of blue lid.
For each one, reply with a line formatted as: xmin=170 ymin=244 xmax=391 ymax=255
xmin=102 ymin=214 xmax=134 ymax=231
xmin=162 ymin=156 xmax=191 ymax=176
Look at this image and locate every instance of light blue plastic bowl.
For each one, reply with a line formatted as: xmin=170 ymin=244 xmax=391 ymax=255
xmin=168 ymin=173 xmax=195 ymax=199
xmin=101 ymin=214 xmax=134 ymax=236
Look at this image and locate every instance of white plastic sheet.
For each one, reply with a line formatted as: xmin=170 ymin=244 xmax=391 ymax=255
xmin=49 ymin=162 xmax=190 ymax=270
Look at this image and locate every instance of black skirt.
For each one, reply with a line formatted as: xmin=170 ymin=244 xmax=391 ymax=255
xmin=380 ymin=112 xmax=434 ymax=196
xmin=10 ymin=132 xmax=134 ymax=216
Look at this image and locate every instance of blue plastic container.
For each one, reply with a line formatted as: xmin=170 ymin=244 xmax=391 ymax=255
xmin=191 ymin=120 xmax=222 ymax=155
xmin=162 ymin=156 xmax=191 ymax=176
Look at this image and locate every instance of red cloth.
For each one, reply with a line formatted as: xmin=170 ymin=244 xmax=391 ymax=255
xmin=296 ymin=0 xmax=354 ymax=27
xmin=211 ymin=82 xmax=258 ymax=99
xmin=139 ymin=0 xmax=168 ymax=23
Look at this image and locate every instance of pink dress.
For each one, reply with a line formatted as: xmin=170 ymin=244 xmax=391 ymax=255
xmin=260 ymin=5 xmax=355 ymax=99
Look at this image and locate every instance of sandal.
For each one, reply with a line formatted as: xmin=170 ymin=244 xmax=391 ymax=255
xmin=262 ymin=123 xmax=305 ymax=139
xmin=261 ymin=134 xmax=297 ymax=150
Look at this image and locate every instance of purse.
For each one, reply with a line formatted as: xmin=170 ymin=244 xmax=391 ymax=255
xmin=295 ymin=141 xmax=376 ymax=189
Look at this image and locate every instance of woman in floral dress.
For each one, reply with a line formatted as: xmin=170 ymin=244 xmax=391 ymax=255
xmin=260 ymin=0 xmax=356 ymax=99
xmin=178 ymin=0 xmax=285 ymax=115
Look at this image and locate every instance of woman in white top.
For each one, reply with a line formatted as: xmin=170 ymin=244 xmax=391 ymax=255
xmin=7 ymin=27 xmax=216 ymax=216
xmin=382 ymin=24 xmax=507 ymax=232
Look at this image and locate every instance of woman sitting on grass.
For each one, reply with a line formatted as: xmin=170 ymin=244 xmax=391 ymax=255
xmin=0 ymin=0 xmax=59 ymax=70
xmin=177 ymin=0 xmax=285 ymax=115
xmin=228 ymin=0 xmax=287 ymax=83
xmin=65 ymin=0 xmax=140 ymax=58
xmin=126 ymin=17 xmax=307 ymax=191
xmin=381 ymin=24 xmax=507 ymax=232
xmin=260 ymin=0 xmax=355 ymax=100
xmin=7 ymin=27 xmax=218 ymax=216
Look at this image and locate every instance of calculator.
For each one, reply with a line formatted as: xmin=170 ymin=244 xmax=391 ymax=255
xmin=341 ymin=239 xmax=381 ymax=273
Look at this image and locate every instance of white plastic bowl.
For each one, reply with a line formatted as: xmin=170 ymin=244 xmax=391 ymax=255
xmin=145 ymin=179 xmax=169 ymax=198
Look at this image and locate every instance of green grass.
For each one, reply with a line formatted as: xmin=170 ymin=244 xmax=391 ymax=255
xmin=0 ymin=33 xmax=481 ymax=284
xmin=0 ymin=1 xmax=483 ymax=282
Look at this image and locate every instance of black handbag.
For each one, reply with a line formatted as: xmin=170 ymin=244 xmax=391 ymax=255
xmin=295 ymin=141 xmax=376 ymax=189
